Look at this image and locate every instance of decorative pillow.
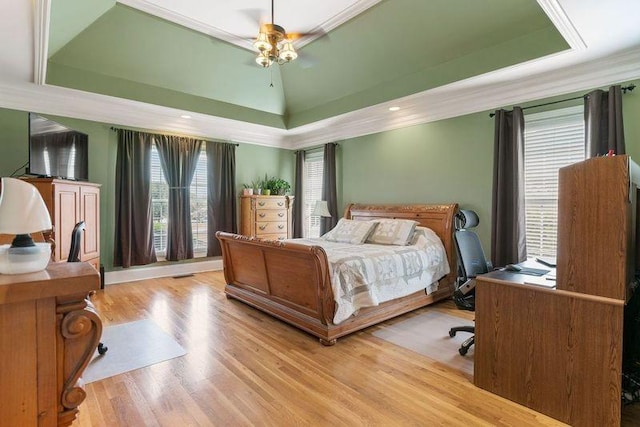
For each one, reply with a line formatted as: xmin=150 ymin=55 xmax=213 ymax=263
xmin=366 ymin=219 xmax=419 ymax=246
xmin=321 ymin=219 xmax=377 ymax=244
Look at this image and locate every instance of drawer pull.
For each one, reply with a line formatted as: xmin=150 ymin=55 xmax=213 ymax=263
xmin=259 ymin=225 xmax=267 ymax=230
xmin=278 ymin=224 xmax=284 ymax=229
xmin=258 ymin=202 xmax=265 ymax=206
xmin=278 ymin=212 xmax=284 ymax=217
xmin=259 ymin=213 xmax=266 ymax=218
xmin=277 ymin=202 xmax=284 ymax=206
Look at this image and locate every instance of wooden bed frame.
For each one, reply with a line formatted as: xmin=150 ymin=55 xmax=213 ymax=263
xmin=216 ymin=203 xmax=458 ymax=345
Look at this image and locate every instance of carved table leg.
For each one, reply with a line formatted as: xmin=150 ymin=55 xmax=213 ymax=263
xmin=56 ymin=296 xmax=102 ymax=427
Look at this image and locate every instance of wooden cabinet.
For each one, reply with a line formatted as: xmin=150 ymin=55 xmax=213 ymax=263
xmin=0 ymin=262 xmax=101 ymax=426
xmin=475 ymin=155 xmax=640 ymax=426
xmin=240 ymin=195 xmax=294 ymax=240
xmin=26 ymin=179 xmax=100 ymax=270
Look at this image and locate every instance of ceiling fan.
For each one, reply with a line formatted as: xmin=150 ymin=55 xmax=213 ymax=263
xmin=251 ymin=0 xmax=314 ymax=68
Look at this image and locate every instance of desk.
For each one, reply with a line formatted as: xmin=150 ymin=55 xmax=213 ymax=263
xmin=0 ymin=262 xmax=101 ymax=426
xmin=474 ymin=269 xmax=624 ymax=427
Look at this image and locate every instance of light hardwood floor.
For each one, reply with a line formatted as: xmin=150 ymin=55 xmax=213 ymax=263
xmin=74 ymin=271 xmax=639 ymax=426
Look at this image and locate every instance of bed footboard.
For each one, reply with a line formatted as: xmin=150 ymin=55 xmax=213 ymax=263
xmin=216 ymin=232 xmax=337 ymax=342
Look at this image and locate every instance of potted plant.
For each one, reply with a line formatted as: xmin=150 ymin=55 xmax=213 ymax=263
xmin=271 ymin=178 xmax=291 ymax=195
xmin=242 ymin=183 xmax=253 ymax=196
xmin=251 ymin=179 xmax=262 ymax=195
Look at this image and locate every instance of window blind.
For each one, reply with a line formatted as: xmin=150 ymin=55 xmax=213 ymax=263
xmin=150 ymin=143 xmax=208 ymax=258
xmin=303 ymin=149 xmax=324 ymax=238
xmin=524 ymin=106 xmax=585 ymax=259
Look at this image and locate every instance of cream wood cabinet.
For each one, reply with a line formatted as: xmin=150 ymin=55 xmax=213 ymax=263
xmin=26 ymin=178 xmax=101 ymax=270
xmin=240 ymin=195 xmax=294 ymax=240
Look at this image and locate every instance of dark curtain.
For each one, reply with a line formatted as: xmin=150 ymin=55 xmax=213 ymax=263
xmin=320 ymin=143 xmax=338 ymax=235
xmin=155 ymin=135 xmax=203 ymax=261
xmin=584 ymin=85 xmax=626 ymax=157
xmin=292 ymin=150 xmax=305 ymax=238
xmin=491 ymin=108 xmax=527 ymax=267
xmin=113 ymin=129 xmax=157 ymax=268
xmin=206 ymin=141 xmax=237 ymax=257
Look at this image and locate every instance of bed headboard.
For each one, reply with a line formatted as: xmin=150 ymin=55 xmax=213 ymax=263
xmin=345 ymin=203 xmax=459 ymax=286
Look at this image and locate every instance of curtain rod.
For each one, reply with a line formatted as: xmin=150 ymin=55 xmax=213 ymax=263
xmin=489 ymin=84 xmax=636 ymax=118
xmin=294 ymin=142 xmax=340 ymax=154
xmin=109 ymin=126 xmax=239 ymax=146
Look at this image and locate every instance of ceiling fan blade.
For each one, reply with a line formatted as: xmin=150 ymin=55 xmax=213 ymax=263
xmin=287 ymin=29 xmax=327 ymax=42
xmin=239 ymin=8 xmax=266 ymax=26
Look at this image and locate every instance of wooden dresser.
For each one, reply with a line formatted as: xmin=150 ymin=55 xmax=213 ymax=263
xmin=240 ymin=195 xmax=294 ymax=240
xmin=26 ymin=178 xmax=100 ymax=270
xmin=0 ymin=262 xmax=101 ymax=426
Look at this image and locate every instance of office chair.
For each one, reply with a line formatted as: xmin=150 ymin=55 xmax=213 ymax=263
xmin=448 ymin=210 xmax=492 ymax=356
xmin=68 ymin=221 xmax=108 ymax=356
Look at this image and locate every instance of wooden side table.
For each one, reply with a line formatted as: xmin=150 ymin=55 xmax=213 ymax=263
xmin=0 ymin=262 xmax=101 ymax=426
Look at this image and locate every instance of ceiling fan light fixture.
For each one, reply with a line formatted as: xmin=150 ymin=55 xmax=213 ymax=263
xmin=253 ymin=32 xmax=271 ymax=52
xmin=256 ymin=51 xmax=273 ymax=68
xmin=278 ymin=42 xmax=297 ymax=62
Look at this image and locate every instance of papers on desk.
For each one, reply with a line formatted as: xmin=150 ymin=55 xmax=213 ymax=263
xmin=524 ymin=273 xmax=556 ymax=288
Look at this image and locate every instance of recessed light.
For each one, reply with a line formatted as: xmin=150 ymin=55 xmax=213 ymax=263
xmin=180 ymin=114 xmax=192 ymax=119
xmin=388 ymin=106 xmax=400 ymax=112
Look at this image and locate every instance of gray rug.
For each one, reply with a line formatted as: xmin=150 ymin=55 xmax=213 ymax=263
xmin=83 ymin=319 xmax=187 ymax=383
xmin=372 ymin=310 xmax=474 ymax=376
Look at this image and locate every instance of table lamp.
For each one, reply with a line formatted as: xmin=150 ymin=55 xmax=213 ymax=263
xmin=312 ymin=200 xmax=332 ymax=218
xmin=0 ymin=178 xmax=52 ymax=274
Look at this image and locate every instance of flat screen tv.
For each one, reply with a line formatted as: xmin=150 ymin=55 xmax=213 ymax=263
xmin=28 ymin=113 xmax=88 ymax=181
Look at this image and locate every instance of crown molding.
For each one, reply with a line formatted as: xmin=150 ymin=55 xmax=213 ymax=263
xmin=1 ymin=48 xmax=639 ymax=151
xmin=293 ymin=0 xmax=383 ymax=49
xmin=117 ymin=0 xmax=382 ymax=51
xmin=286 ymin=47 xmax=640 ymax=149
xmin=536 ymin=0 xmax=586 ymax=50
xmin=0 ymin=81 xmax=289 ymax=148
xmin=33 ymin=0 xmax=51 ymax=85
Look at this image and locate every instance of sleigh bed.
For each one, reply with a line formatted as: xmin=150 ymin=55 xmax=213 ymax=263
xmin=216 ymin=203 xmax=458 ymax=345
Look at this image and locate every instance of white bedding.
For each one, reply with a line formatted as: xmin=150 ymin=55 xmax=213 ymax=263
xmin=292 ymin=227 xmax=450 ymax=324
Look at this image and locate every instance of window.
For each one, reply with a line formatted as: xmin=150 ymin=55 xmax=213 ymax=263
xmin=524 ymin=106 xmax=585 ymax=259
xmin=150 ymin=144 xmax=208 ymax=258
xmin=303 ymin=150 xmax=324 ymax=238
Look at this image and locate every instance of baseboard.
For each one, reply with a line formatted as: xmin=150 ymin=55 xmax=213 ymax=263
xmin=104 ymin=258 xmax=223 ymax=285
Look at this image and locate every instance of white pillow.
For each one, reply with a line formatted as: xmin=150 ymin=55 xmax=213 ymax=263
xmin=321 ymin=219 xmax=377 ymax=244
xmin=366 ymin=219 xmax=418 ymax=246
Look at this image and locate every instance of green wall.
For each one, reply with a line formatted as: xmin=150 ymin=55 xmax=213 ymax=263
xmin=336 ymin=80 xmax=640 ymax=254
xmin=1 ymin=81 xmax=638 ymax=270
xmin=0 ymin=108 xmax=292 ymax=271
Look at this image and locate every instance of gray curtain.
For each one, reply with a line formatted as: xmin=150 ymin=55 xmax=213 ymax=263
xmin=206 ymin=141 xmax=237 ymax=257
xmin=320 ymin=143 xmax=338 ymax=235
xmin=585 ymin=85 xmax=626 ymax=157
xmin=292 ymin=150 xmax=305 ymax=238
xmin=155 ymin=135 xmax=203 ymax=261
xmin=114 ymin=129 xmax=157 ymax=268
xmin=491 ymin=108 xmax=527 ymax=267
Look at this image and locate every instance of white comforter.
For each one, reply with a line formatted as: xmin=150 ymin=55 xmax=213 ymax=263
xmin=293 ymin=227 xmax=450 ymax=324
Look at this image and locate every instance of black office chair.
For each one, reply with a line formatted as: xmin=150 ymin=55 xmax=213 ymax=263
xmin=68 ymin=221 xmax=108 ymax=356
xmin=448 ymin=210 xmax=492 ymax=356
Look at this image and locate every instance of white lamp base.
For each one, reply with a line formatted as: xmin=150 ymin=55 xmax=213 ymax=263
xmin=0 ymin=243 xmax=51 ymax=274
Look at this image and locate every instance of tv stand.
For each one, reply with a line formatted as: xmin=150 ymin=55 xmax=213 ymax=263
xmin=25 ymin=178 xmax=101 ymax=271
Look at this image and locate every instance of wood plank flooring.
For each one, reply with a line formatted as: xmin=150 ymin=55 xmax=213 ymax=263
xmin=74 ymin=271 xmax=639 ymax=426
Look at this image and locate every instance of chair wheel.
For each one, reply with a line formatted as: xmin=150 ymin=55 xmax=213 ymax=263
xmin=459 ymin=347 xmax=468 ymax=356
xmin=97 ymin=343 xmax=108 ymax=355
xmin=449 ymin=329 xmax=456 ymax=337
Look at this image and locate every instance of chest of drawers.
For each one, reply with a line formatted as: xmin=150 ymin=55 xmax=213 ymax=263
xmin=240 ymin=195 xmax=294 ymax=240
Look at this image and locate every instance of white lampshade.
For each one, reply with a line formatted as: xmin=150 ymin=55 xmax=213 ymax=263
xmin=0 ymin=178 xmax=52 ymax=274
xmin=312 ymin=200 xmax=332 ymax=217
xmin=0 ymin=178 xmax=52 ymax=234
xmin=278 ymin=42 xmax=298 ymax=62
xmin=253 ymin=31 xmax=271 ymax=52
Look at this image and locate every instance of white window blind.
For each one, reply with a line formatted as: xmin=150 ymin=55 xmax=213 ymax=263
xmin=150 ymin=143 xmax=208 ymax=258
xmin=303 ymin=150 xmax=324 ymax=238
xmin=524 ymin=106 xmax=585 ymax=259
